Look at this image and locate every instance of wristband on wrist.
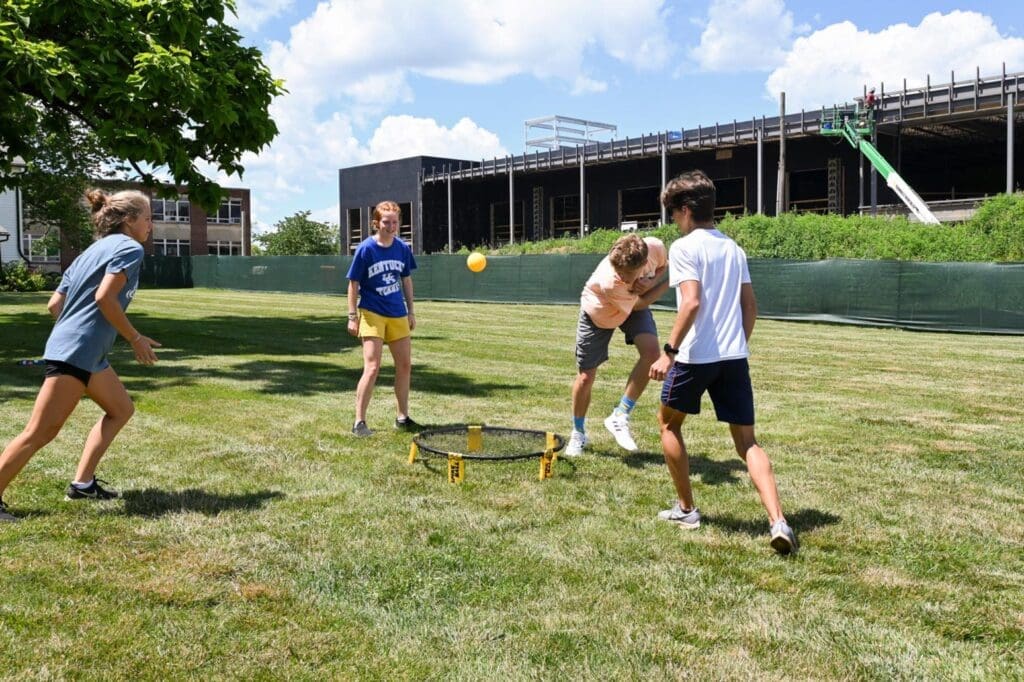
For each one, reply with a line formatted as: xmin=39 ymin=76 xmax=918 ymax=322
xmin=130 ymin=333 xmax=142 ymax=344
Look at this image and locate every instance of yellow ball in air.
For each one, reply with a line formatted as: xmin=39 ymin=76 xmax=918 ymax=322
xmin=467 ymin=252 xmax=487 ymax=273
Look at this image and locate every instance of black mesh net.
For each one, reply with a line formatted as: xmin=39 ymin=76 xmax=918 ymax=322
xmin=413 ymin=425 xmax=564 ymax=461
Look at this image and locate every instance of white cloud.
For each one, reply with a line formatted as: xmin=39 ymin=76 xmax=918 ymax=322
xmin=366 ymin=116 xmax=508 ymax=164
xmin=230 ymin=0 xmax=295 ymax=33
xmin=309 ymin=203 xmax=341 ymax=226
xmin=236 ymin=0 xmax=674 ymax=227
xmin=571 ymin=76 xmax=609 ymax=96
xmin=766 ymin=11 xmax=1024 ymax=109
xmin=692 ymin=0 xmax=795 ymax=72
xmin=267 ymin=0 xmax=672 ymax=99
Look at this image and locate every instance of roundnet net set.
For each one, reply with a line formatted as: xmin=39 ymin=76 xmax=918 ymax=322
xmin=409 ymin=425 xmax=566 ymax=483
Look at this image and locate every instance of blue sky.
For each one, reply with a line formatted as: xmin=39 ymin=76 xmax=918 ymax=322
xmin=219 ymin=0 xmax=1024 ymax=232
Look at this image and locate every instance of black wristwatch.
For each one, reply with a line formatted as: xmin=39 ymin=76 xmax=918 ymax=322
xmin=663 ymin=343 xmax=679 ymax=355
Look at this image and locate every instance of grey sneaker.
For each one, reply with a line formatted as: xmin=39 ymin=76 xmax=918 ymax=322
xmin=657 ymin=502 xmax=702 ymax=529
xmin=604 ymin=411 xmax=638 ymax=452
xmin=770 ymin=519 xmax=798 ymax=555
xmin=564 ymin=430 xmax=587 ymax=457
xmin=0 ymin=498 xmax=18 ymax=523
xmin=352 ymin=421 xmax=373 ymax=437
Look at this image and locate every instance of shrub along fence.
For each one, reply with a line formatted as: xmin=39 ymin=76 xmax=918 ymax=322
xmin=141 ymin=254 xmax=1024 ymax=335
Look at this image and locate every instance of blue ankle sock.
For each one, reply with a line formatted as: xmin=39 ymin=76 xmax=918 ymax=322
xmin=615 ymin=396 xmax=637 ymax=415
xmin=573 ymin=416 xmax=586 ymax=433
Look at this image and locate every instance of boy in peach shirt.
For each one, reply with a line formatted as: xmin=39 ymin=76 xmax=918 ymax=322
xmin=567 ymin=233 xmax=669 ymax=456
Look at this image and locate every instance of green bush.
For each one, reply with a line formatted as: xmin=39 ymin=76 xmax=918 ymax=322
xmin=489 ymin=193 xmax=1024 ymax=262
xmin=0 ymin=261 xmax=54 ymax=292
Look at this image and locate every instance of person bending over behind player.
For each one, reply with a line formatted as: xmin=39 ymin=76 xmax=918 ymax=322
xmin=567 ymin=232 xmax=669 ymax=456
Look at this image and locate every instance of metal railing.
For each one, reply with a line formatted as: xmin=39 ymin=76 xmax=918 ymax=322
xmin=422 ymin=67 xmax=1023 ymax=185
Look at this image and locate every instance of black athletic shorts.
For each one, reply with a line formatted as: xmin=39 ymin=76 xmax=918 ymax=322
xmin=44 ymin=360 xmax=92 ymax=387
xmin=660 ymin=358 xmax=754 ymax=425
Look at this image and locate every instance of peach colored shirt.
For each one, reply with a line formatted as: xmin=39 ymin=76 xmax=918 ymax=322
xmin=580 ymin=237 xmax=667 ymax=329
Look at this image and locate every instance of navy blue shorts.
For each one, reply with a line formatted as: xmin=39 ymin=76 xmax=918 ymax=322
xmin=660 ymin=358 xmax=755 ymax=425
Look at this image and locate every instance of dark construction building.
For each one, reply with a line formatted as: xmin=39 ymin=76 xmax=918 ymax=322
xmin=339 ymin=69 xmax=1023 ymax=254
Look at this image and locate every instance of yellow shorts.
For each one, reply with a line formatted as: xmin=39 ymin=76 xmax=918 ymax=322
xmin=358 ymin=308 xmax=411 ymax=343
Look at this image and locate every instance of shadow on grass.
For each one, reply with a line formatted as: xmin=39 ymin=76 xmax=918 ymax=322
xmin=615 ymin=451 xmax=747 ymax=485
xmin=0 ymin=305 xmax=522 ymax=399
xmin=708 ymin=507 xmax=842 ymax=538
xmin=121 ymin=488 xmax=284 ymax=517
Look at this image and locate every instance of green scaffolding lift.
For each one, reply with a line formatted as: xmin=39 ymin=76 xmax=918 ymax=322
xmin=821 ymin=106 xmax=940 ymax=224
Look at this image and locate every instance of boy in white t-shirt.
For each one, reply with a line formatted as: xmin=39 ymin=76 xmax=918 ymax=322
xmin=648 ymin=170 xmax=797 ymax=555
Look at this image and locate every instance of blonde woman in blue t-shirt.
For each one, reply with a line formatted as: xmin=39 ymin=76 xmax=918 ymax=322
xmin=0 ymin=189 xmax=160 ymax=522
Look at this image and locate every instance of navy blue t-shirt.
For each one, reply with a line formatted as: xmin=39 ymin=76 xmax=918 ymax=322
xmin=346 ymin=237 xmax=416 ymax=318
xmin=44 ymin=234 xmax=144 ymax=372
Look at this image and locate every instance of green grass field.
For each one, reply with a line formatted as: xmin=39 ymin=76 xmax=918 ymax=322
xmin=1 ymin=289 xmax=1022 ymax=679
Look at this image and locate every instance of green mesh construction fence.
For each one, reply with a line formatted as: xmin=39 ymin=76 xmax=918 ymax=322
xmin=141 ymin=255 xmax=1024 ymax=334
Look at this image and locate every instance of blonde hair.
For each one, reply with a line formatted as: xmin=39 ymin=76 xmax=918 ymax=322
xmin=84 ymin=189 xmax=150 ymax=237
xmin=371 ymin=201 xmax=401 ymax=231
xmin=608 ymin=233 xmax=649 ymax=271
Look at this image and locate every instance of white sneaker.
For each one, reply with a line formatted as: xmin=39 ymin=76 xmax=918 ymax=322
xmin=564 ymin=430 xmax=587 ymax=457
xmin=604 ymin=412 xmax=638 ymax=452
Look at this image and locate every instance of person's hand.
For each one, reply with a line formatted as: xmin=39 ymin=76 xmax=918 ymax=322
xmin=408 ymin=312 xmax=416 ymax=331
xmin=131 ymin=334 xmax=161 ymax=365
xmin=347 ymin=318 xmax=359 ymax=337
xmin=649 ymin=353 xmax=673 ymax=381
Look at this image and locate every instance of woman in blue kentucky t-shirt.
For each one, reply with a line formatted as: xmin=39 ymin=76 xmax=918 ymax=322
xmin=345 ymin=200 xmax=418 ymax=437
xmin=0 ymin=189 xmax=161 ymax=522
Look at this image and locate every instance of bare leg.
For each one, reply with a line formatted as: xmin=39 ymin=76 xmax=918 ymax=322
xmin=355 ymin=336 xmax=384 ymax=423
xmin=571 ymin=367 xmax=598 ymax=421
xmin=622 ymin=332 xmax=660 ymax=402
xmin=388 ymin=335 xmax=412 ymax=419
xmin=0 ymin=376 xmax=86 ymax=496
xmin=729 ymin=423 xmax=784 ymax=524
xmin=658 ymin=405 xmax=694 ymax=509
xmin=74 ymin=367 xmax=135 ymax=483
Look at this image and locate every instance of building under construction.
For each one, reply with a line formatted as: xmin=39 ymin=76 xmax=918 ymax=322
xmin=338 ymin=67 xmax=1023 ymax=254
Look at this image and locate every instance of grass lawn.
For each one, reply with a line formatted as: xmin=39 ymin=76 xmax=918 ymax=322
xmin=1 ymin=288 xmax=1022 ymax=679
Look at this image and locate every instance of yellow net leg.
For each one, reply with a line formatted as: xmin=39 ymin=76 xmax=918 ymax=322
xmin=467 ymin=425 xmax=482 ymax=453
xmin=408 ymin=442 xmax=419 ymax=464
xmin=546 ymin=432 xmax=559 ymax=461
xmin=447 ymin=454 xmax=465 ymax=484
xmin=538 ymin=449 xmax=554 ymax=480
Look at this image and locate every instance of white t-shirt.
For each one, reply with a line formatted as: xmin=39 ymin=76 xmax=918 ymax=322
xmin=668 ymin=228 xmax=751 ymax=363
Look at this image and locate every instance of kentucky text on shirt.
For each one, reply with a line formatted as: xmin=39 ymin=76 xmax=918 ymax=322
xmin=367 ymin=259 xmax=406 ymax=278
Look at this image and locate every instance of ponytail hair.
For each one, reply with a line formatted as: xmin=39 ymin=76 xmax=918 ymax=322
xmin=84 ymin=189 xmax=150 ymax=237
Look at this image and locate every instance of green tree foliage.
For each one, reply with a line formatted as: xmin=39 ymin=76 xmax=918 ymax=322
xmin=0 ymin=0 xmax=283 ymax=213
xmin=256 ymin=211 xmax=339 ymax=256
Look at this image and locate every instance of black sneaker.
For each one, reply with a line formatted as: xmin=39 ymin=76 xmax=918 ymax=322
xmin=352 ymin=421 xmax=373 ymax=437
xmin=64 ymin=478 xmax=120 ymax=501
xmin=395 ymin=416 xmax=421 ymax=432
xmin=0 ymin=498 xmax=18 ymax=523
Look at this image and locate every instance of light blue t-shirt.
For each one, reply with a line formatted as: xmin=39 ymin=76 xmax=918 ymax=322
xmin=44 ymin=234 xmax=144 ymax=372
xmin=346 ymin=237 xmax=416 ymax=318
